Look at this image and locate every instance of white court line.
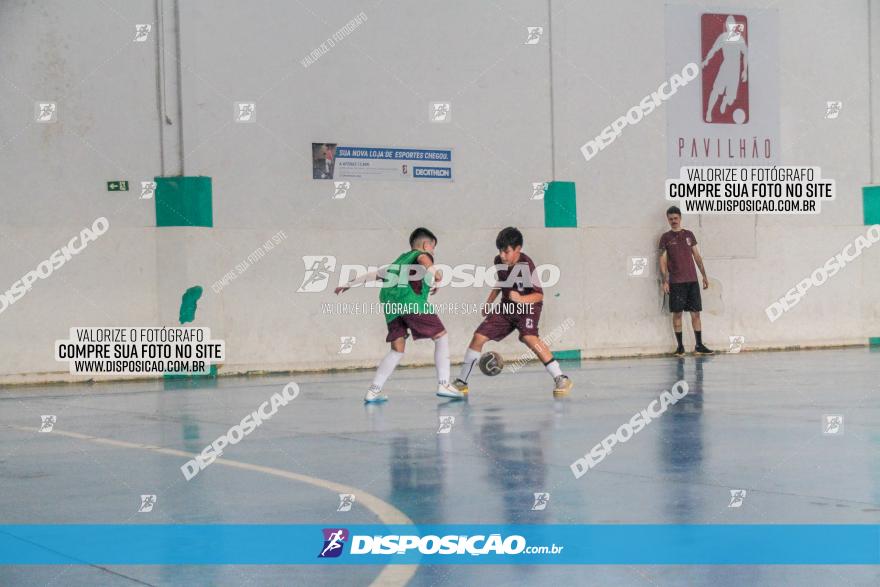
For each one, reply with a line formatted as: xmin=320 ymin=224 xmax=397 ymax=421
xmin=11 ymin=426 xmax=418 ymax=587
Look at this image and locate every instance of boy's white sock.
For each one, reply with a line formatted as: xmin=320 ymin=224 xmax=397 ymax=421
xmin=434 ymin=334 xmax=450 ymax=386
xmin=458 ymin=348 xmax=481 ymax=383
xmin=544 ymin=359 xmax=563 ymax=379
xmin=370 ymin=350 xmax=404 ymax=390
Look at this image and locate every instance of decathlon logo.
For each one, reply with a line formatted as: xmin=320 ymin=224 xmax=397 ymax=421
xmin=0 ymin=217 xmax=109 ymax=316
xmin=181 ymin=382 xmax=300 ymax=480
xmin=319 ymin=528 xmax=349 ymax=558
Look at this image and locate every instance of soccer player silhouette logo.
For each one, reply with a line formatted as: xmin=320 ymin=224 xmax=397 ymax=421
xmin=138 ymin=494 xmax=157 ymax=512
xmin=825 ymin=101 xmax=842 ymax=119
xmin=531 ymin=492 xmax=550 ymax=510
xmin=702 ymin=14 xmax=749 ymax=124
xmin=524 ymin=27 xmax=543 ymax=45
xmin=39 ymin=415 xmax=56 ymax=432
xmin=36 ymin=103 xmax=57 ymax=122
xmin=728 ymin=489 xmax=746 ymax=508
xmin=430 ymin=103 xmax=450 ymax=122
xmin=531 ymin=182 xmax=547 ymax=200
xmin=134 ymin=24 xmax=151 ymax=42
xmin=728 ymin=335 xmax=745 ymax=353
xmin=333 ymin=181 xmax=350 ymax=199
xmin=338 ymin=337 xmax=357 ymax=354
xmin=140 ymin=181 xmax=156 ymax=199
xmin=437 ymin=416 xmax=455 ymax=434
xmin=629 ymin=257 xmax=648 ymax=276
xmin=297 ymin=256 xmax=337 ymax=292
xmin=318 ymin=528 xmax=348 ymax=558
xmin=823 ymin=415 xmax=843 ymax=434
xmin=337 ymin=494 xmax=355 ymax=511
xmin=236 ymin=103 xmax=255 ymax=122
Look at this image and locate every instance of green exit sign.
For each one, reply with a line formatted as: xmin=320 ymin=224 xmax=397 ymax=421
xmin=107 ymin=181 xmax=129 ymax=191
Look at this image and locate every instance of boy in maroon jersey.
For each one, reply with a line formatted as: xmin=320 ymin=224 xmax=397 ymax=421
xmin=659 ymin=206 xmax=715 ymax=357
xmin=452 ymin=227 xmax=573 ymax=396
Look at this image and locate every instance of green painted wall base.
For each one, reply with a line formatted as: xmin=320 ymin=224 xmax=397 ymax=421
xmin=163 ymin=366 xmax=219 ymax=391
xmin=552 ymin=349 xmax=582 ymax=361
xmin=863 ymin=186 xmax=880 ymax=225
xmin=544 ymin=181 xmax=577 ymax=227
xmin=163 ymin=364 xmax=218 ymax=380
xmin=155 ymin=176 xmax=213 ymax=227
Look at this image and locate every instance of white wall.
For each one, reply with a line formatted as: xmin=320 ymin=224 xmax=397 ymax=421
xmin=0 ymin=0 xmax=877 ymax=383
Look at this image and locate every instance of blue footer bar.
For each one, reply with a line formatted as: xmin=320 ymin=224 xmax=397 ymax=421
xmin=0 ymin=525 xmax=878 ymax=565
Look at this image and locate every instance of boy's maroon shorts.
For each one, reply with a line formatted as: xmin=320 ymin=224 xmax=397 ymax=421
xmin=386 ymin=313 xmax=445 ymax=342
xmin=475 ymin=303 xmax=542 ymax=341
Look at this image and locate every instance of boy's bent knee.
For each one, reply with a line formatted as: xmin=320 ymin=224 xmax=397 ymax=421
xmin=469 ymin=334 xmax=488 ymax=351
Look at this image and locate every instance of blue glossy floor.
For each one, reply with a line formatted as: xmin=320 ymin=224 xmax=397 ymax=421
xmin=1 ymin=347 xmax=878 ymax=586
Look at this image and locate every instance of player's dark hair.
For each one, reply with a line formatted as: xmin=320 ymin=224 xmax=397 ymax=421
xmin=496 ymin=226 xmax=524 ymax=250
xmin=666 ymin=206 xmax=682 ymax=216
xmin=409 ymin=227 xmax=437 ymax=247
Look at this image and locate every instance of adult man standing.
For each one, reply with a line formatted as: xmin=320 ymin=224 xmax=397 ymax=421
xmin=659 ymin=206 xmax=714 ymax=357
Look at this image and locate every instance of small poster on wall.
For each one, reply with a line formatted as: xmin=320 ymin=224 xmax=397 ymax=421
xmin=312 ymin=143 xmax=453 ymax=181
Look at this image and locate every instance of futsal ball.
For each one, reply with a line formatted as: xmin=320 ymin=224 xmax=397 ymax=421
xmin=732 ymin=108 xmax=746 ymax=124
xmin=478 ymin=351 xmax=504 ymax=376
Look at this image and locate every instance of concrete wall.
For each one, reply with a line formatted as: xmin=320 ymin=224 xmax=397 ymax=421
xmin=0 ymin=0 xmax=877 ymax=383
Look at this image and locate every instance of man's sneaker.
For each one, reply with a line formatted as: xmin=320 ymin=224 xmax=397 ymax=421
xmin=694 ymin=344 xmax=715 ymax=356
xmin=364 ymin=387 xmax=389 ymax=403
xmin=437 ymin=383 xmax=465 ymax=400
xmin=553 ymin=375 xmax=573 ymax=395
xmin=451 ymin=378 xmax=469 ymax=395
xmin=674 ymin=346 xmax=686 ymax=357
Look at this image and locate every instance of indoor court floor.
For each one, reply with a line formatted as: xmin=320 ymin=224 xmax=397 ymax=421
xmin=1 ymin=347 xmax=878 ymax=586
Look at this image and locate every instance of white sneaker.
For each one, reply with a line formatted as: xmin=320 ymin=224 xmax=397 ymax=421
xmin=436 ymin=383 xmax=465 ymax=400
xmin=364 ymin=387 xmax=389 ymax=403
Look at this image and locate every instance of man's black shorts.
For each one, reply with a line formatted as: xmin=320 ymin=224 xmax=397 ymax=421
xmin=669 ymin=281 xmax=702 ymax=313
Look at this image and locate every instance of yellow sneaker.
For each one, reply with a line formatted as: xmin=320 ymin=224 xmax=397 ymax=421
xmin=553 ymin=375 xmax=573 ymax=396
xmin=452 ymin=378 xmax=469 ymax=395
